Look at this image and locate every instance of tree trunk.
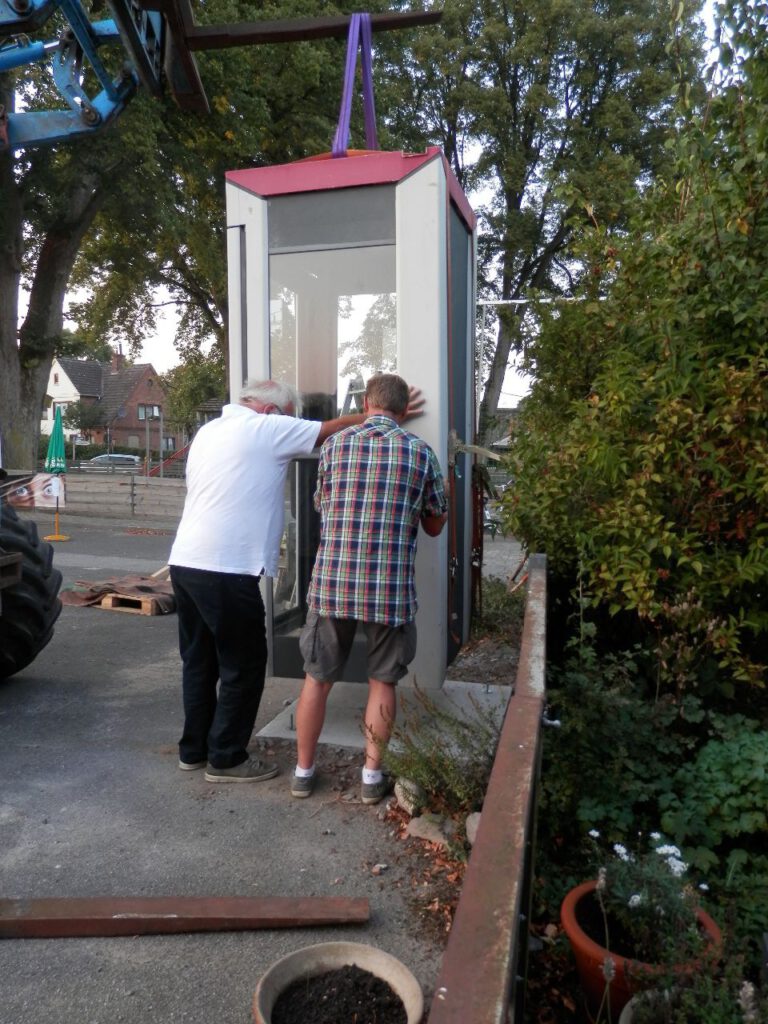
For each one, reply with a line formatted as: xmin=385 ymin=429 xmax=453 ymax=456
xmin=0 ymin=156 xmax=106 ymax=470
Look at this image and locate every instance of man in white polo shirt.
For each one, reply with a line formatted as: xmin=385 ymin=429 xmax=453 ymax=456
xmin=169 ymin=379 xmax=422 ymax=783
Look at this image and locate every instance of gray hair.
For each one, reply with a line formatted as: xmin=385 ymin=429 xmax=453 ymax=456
xmin=239 ymin=379 xmax=303 ymax=416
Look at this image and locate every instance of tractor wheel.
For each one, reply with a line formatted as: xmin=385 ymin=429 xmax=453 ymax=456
xmin=0 ymin=503 xmax=63 ymax=679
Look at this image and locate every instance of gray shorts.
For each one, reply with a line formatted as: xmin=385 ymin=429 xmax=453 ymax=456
xmin=299 ymin=612 xmax=417 ymax=684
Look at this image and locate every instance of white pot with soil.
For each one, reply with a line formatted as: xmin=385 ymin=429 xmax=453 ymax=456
xmin=253 ymin=940 xmax=424 ymax=1024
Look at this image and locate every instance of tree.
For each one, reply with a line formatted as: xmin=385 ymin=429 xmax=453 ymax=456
xmin=162 ymin=351 xmax=226 ymax=440
xmin=377 ymin=0 xmax=707 ymax=440
xmin=504 ymin=0 xmax=768 ymax=690
xmin=62 ymin=400 xmax=108 ymax=440
xmin=56 ymin=329 xmax=114 ymax=363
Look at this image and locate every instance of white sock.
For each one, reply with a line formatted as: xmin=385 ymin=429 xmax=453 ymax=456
xmin=362 ymin=768 xmax=383 ymax=785
xmin=295 ymin=764 xmax=315 ymax=778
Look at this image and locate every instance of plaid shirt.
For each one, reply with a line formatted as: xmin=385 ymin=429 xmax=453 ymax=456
xmin=306 ymin=415 xmax=447 ymax=625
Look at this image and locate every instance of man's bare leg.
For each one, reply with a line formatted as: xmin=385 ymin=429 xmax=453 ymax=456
xmin=295 ymin=674 xmax=333 ymax=770
xmin=363 ymin=679 xmax=397 ymax=770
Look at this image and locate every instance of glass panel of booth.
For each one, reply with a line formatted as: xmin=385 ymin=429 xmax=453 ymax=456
xmin=267 ymin=187 xmax=398 ymax=656
xmin=269 ymin=245 xmax=396 ymax=417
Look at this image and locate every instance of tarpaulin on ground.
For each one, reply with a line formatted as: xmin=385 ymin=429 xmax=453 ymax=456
xmin=61 ymin=575 xmax=175 ymax=613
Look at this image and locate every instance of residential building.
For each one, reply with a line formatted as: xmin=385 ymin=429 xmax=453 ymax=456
xmin=42 ymin=351 xmax=176 ymax=453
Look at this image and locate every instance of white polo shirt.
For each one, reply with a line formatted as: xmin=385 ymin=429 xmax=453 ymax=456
xmin=169 ymin=403 xmax=322 ymax=577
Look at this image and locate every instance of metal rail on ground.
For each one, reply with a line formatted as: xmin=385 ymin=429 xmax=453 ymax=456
xmin=427 ymin=553 xmax=547 ymax=1024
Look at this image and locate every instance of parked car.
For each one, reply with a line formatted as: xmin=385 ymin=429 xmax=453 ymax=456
xmin=80 ymin=454 xmax=142 ymax=472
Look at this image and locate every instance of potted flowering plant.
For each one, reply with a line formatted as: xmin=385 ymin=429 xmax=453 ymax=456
xmin=560 ymin=832 xmax=722 ymax=1021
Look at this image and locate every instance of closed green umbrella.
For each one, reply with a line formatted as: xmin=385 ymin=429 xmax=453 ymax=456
xmin=44 ymin=406 xmax=67 ymax=474
xmin=43 ymin=406 xmax=69 ymax=541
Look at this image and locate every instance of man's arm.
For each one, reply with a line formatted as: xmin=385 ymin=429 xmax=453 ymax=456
xmin=316 ymin=413 xmax=365 ymax=444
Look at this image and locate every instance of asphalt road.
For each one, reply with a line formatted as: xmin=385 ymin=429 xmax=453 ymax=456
xmin=0 ymin=513 xmax=445 ymax=1024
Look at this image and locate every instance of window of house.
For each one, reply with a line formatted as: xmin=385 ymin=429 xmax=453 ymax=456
xmin=138 ymin=404 xmax=162 ymax=420
xmin=53 ymin=373 xmax=59 ymax=384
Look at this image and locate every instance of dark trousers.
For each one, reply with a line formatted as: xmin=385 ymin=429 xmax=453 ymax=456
xmin=170 ymin=566 xmax=267 ymax=769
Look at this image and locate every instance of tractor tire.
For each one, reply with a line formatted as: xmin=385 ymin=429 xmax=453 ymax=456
xmin=0 ymin=503 xmax=63 ymax=680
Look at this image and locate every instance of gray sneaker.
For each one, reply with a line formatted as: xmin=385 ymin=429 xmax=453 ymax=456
xmin=361 ymin=774 xmax=395 ymax=805
xmin=204 ymin=757 xmax=279 ymax=783
xmin=290 ymin=772 xmax=317 ymax=799
xmin=178 ymin=759 xmax=207 ymax=771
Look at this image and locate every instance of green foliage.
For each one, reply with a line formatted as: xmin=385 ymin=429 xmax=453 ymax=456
xmin=630 ymin=960 xmax=768 ymax=1024
xmin=504 ymin=1 xmax=768 ymax=690
xmin=382 ymin=685 xmax=505 ymax=818
xmin=658 ymin=726 xmax=768 ymax=947
xmin=62 ymin=400 xmax=108 ymax=435
xmin=55 ymin=329 xmax=113 ymax=363
xmin=660 ymin=729 xmax=768 ymax=864
xmin=35 ymin=436 xmax=137 ymax=464
xmin=161 ymin=352 xmax=226 ymax=437
xmin=539 ymin=630 xmax=688 ymax=840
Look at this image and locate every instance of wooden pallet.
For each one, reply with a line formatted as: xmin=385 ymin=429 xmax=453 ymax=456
xmin=100 ymin=592 xmax=162 ymax=616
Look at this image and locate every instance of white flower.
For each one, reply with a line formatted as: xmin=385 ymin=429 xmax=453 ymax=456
xmin=650 ymin=831 xmax=661 ymax=840
xmin=699 ymin=882 xmax=709 ymax=891
xmin=655 ymin=844 xmax=682 ymax=858
xmin=739 ymin=981 xmax=758 ymax=1023
xmin=602 ymin=956 xmax=616 ymax=982
xmin=589 ymin=829 xmax=600 ymax=839
xmin=613 ymin=843 xmax=630 ymax=861
xmin=597 ymin=867 xmax=607 ymax=892
xmin=628 ymin=894 xmax=643 ymax=908
xmin=666 ymin=856 xmax=688 ymax=877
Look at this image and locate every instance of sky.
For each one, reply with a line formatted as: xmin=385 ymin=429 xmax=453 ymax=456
xmin=138 ymin=301 xmax=182 ymax=375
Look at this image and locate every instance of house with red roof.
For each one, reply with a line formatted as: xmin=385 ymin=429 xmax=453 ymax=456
xmin=42 ymin=350 xmax=177 ymax=454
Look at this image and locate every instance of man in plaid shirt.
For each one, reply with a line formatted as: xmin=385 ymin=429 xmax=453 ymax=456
xmin=291 ymin=373 xmax=447 ymax=804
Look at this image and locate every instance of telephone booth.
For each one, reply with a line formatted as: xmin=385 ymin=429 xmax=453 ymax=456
xmin=225 ymin=147 xmax=476 ymax=688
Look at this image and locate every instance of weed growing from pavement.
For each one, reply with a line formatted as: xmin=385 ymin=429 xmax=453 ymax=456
xmin=473 ymin=577 xmax=526 ymax=642
xmin=382 ymin=685 xmax=505 ymax=819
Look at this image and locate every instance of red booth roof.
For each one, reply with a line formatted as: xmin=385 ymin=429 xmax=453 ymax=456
xmin=226 ymin=147 xmax=476 ymax=232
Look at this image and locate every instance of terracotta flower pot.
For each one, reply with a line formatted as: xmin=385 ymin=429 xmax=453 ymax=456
xmin=560 ymin=880 xmax=722 ymax=1022
xmin=253 ymin=941 xmax=424 ymax=1024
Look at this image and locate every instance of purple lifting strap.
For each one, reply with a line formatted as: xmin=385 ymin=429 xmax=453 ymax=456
xmin=331 ymin=12 xmax=379 ymax=157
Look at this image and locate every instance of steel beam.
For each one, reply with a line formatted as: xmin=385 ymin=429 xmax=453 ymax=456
xmin=185 ymin=9 xmax=443 ymax=50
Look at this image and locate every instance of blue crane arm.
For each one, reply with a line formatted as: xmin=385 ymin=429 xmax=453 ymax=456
xmin=0 ymin=0 xmax=57 ymax=36
xmin=0 ymin=0 xmax=441 ymax=152
xmin=1 ymin=0 xmax=161 ymax=150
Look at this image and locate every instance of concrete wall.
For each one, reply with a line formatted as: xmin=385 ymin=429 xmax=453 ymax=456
xmin=55 ymin=475 xmax=186 ymax=521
